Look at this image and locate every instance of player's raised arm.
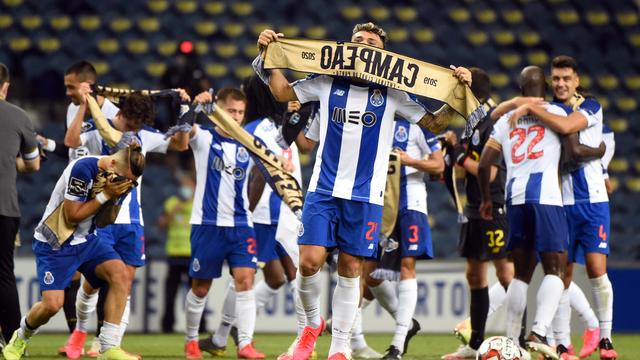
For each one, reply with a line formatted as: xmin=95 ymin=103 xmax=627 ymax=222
xmin=64 ymin=82 xmax=92 ymax=148
xmin=255 ymin=29 xmax=298 ymax=102
xmin=516 ymin=103 xmax=587 ymax=135
xmin=490 ymin=96 xmax=546 ymax=121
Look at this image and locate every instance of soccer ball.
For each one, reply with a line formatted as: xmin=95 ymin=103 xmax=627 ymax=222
xmin=477 ymin=336 xmax=522 ymax=360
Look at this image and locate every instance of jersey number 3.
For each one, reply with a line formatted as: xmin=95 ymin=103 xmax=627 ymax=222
xmin=510 ymin=125 xmax=545 ymax=164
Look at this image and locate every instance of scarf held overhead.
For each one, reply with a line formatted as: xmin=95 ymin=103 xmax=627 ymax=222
xmin=263 ymin=38 xmax=486 ymax=137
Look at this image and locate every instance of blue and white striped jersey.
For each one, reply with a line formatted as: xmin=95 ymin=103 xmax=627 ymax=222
xmin=189 ymin=125 xmax=253 ymax=227
xmin=66 ymin=99 xmax=120 ymax=162
xmin=245 ymin=117 xmax=302 ymax=225
xmin=601 ymin=124 xmax=615 ymax=180
xmin=34 ymin=156 xmax=102 ymax=245
xmin=561 ymin=98 xmax=608 ymax=205
xmin=491 ymin=103 xmax=569 ymax=206
xmin=80 ymin=120 xmax=170 ymax=225
xmin=293 ymin=75 xmax=428 ymax=206
xmin=392 ymin=119 xmax=441 ymax=214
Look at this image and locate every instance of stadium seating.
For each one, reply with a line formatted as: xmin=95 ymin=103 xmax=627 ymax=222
xmin=1 ymin=0 xmax=637 ymax=259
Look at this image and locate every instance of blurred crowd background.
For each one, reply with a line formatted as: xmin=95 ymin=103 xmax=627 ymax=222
xmin=1 ymin=0 xmax=639 ymax=260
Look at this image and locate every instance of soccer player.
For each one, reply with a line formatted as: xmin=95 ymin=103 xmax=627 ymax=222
xmin=363 ymin=116 xmax=444 ymax=360
xmin=183 ymin=88 xmax=263 ymax=360
xmin=63 ymin=86 xmax=190 ymax=359
xmin=198 ymin=77 xmax=304 ymax=357
xmin=256 ymin=22 xmax=469 ymax=360
xmin=505 ymin=56 xmax=617 ymax=360
xmin=478 ymin=66 xmax=569 ymax=360
xmin=2 ymin=144 xmax=145 ymax=360
xmin=442 ymin=68 xmax=515 ymax=360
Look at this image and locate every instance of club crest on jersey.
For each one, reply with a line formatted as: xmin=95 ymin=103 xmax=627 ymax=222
xmin=44 ymin=271 xmax=54 ymax=285
xmin=394 ymin=126 xmax=408 ymax=142
xmin=192 ymin=258 xmax=200 ymax=272
xmin=472 ymin=129 xmax=480 ymax=146
xmin=236 ymin=147 xmax=249 ymax=163
xmin=297 ymin=223 xmax=304 ymax=237
xmin=370 ymin=89 xmax=384 ymax=107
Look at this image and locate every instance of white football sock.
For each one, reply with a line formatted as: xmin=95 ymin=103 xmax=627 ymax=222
xmin=75 ymin=287 xmax=98 ymax=333
xmin=546 ymin=323 xmax=556 ymax=347
xmin=350 ymin=307 xmax=367 ymax=351
xmin=235 ymin=289 xmax=257 ymax=349
xmin=488 ymin=282 xmax=508 ymax=317
xmin=212 ymin=282 xmax=236 ymax=347
xmin=117 ymin=296 xmax=130 ymax=345
xmin=254 ymin=281 xmax=279 ymax=314
xmin=369 ymin=280 xmax=398 ymax=319
xmin=328 ymin=276 xmax=360 ymax=357
xmin=569 ymin=281 xmax=599 ymax=329
xmin=505 ymin=278 xmax=528 ymax=342
xmin=391 ymin=279 xmax=418 ymax=353
xmin=551 ymin=289 xmax=571 ymax=347
xmin=185 ymin=289 xmax=207 ymax=341
xmin=296 ymin=270 xmax=322 ymax=328
xmin=590 ymin=274 xmax=613 ymax=340
xmin=291 ymin=281 xmax=306 ymax=336
xmin=531 ymin=275 xmax=564 ymax=337
xmin=17 ymin=316 xmax=39 ymax=341
xmin=98 ymin=321 xmax=120 ymax=353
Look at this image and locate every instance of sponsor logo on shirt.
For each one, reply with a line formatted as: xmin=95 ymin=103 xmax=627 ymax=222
xmin=331 ymin=108 xmax=377 ymax=127
xmin=68 ymin=177 xmax=89 ymax=198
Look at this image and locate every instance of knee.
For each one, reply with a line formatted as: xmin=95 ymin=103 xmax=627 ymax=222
xmin=234 ymin=275 xmax=254 ymax=292
xmin=400 ymin=263 xmax=416 ymax=280
xmin=265 ymin=275 xmax=285 ymax=290
xmin=465 ymin=270 xmax=483 ymax=288
xmin=191 ymin=282 xmax=211 ymax=298
xmin=106 ymin=266 xmax=130 ymax=292
xmin=42 ymin=297 xmax=64 ymax=316
xmin=496 ymin=268 xmax=514 ymax=288
xmin=299 ymin=257 xmax=322 ymax=276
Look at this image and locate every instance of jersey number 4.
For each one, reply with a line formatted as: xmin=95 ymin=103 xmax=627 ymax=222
xmin=509 ymin=125 xmax=545 ymax=164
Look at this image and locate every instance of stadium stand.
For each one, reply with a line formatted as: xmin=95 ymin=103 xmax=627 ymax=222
xmin=0 ymin=0 xmax=637 ymax=260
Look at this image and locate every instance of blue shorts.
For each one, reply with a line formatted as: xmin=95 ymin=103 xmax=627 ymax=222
xmin=97 ymin=224 xmax=145 ymax=267
xmin=507 ymin=204 xmax=569 ymax=253
xmin=255 ymin=223 xmax=289 ymax=263
xmin=298 ymin=192 xmax=383 ymax=258
xmin=566 ymin=202 xmax=610 ymax=263
xmin=33 ymin=238 xmax=121 ymax=291
xmin=189 ymin=225 xmax=258 ymax=279
xmin=397 ymin=209 xmax=433 ymax=259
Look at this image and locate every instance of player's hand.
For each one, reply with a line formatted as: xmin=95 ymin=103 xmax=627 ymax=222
xmin=479 ymin=200 xmax=493 ymax=220
xmin=79 ymin=82 xmax=93 ymax=105
xmin=36 ymin=134 xmax=48 ymax=148
xmin=194 ymin=91 xmax=214 ymax=104
xmin=396 ymin=150 xmax=414 ymax=166
xmin=258 ymin=29 xmax=284 ymax=51
xmin=508 ymin=104 xmax=531 ymax=128
xmin=103 ymin=177 xmax=134 ymax=199
xmin=443 ymin=130 xmax=458 ymax=146
xmin=450 ymin=65 xmax=472 ymax=86
xmin=287 ymin=101 xmax=301 ymax=113
xmin=279 ymin=156 xmax=295 ymax=172
xmin=176 ymin=88 xmax=191 ymax=103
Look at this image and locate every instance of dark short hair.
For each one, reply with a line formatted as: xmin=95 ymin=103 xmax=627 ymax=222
xmin=0 ymin=63 xmax=9 ymax=84
xmin=216 ymin=87 xmax=247 ymax=104
xmin=120 ymin=92 xmax=156 ymax=129
xmin=128 ymin=144 xmax=145 ymax=178
xmin=352 ymin=22 xmax=387 ymax=44
xmin=65 ymin=60 xmax=97 ymax=82
xmin=469 ymin=67 xmax=491 ymax=103
xmin=551 ymin=55 xmax=579 ymax=74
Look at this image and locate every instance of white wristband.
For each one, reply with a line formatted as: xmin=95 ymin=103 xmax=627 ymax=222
xmin=96 ymin=192 xmax=110 ymax=204
xmin=43 ymin=139 xmax=56 ymax=152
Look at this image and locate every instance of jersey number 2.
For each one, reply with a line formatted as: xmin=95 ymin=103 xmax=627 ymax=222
xmin=510 ymin=125 xmax=545 ymax=164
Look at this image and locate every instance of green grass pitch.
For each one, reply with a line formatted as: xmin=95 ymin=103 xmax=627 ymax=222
xmin=17 ymin=333 xmax=640 ymax=359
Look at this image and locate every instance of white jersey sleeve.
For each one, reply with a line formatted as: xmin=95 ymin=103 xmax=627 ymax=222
xmin=79 ymin=127 xmax=104 ymax=155
xmin=577 ymin=98 xmax=602 ymax=128
xmin=139 ymin=127 xmax=170 ymax=154
xmin=305 ymin=113 xmax=320 ymax=142
xmin=292 ymin=75 xmax=331 ymax=104
xmin=393 ymin=91 xmax=428 ymax=124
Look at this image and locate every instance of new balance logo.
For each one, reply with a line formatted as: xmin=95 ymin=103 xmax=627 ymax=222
xmin=368 ymin=243 xmax=374 ymax=249
xmin=408 ymin=244 xmax=418 ymax=251
xmin=599 ymin=242 xmax=608 ymax=249
xmin=333 ymin=89 xmax=345 ymax=96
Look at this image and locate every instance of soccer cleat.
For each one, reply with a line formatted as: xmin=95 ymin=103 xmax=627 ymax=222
xmin=64 ymin=329 xmax=87 ymax=360
xmin=328 ymin=352 xmax=351 ymax=360
xmin=185 ymin=340 xmax=202 ymax=359
xmin=579 ymin=327 xmax=600 ymax=358
xmin=381 ymin=345 xmax=402 ymax=360
xmin=518 ymin=346 xmax=532 ymax=360
xmin=599 ymin=338 xmax=617 ymax=360
xmin=567 ymin=344 xmax=575 ymax=356
xmin=97 ymin=346 xmax=139 ymax=360
xmin=87 ymin=337 xmax=101 ymax=357
xmin=352 ymin=345 xmax=383 ymax=359
xmin=556 ymin=345 xmax=579 ymax=360
xmin=2 ymin=330 xmax=27 ymax=360
xmin=402 ymin=318 xmax=421 ymax=355
xmin=238 ymin=343 xmax=265 ymax=359
xmin=525 ymin=332 xmax=558 ymax=360
xmin=453 ymin=318 xmax=471 ymax=345
xmin=441 ymin=345 xmax=477 ymax=359
xmin=292 ymin=317 xmax=325 ymax=360
xmin=199 ymin=337 xmax=226 ymax=357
